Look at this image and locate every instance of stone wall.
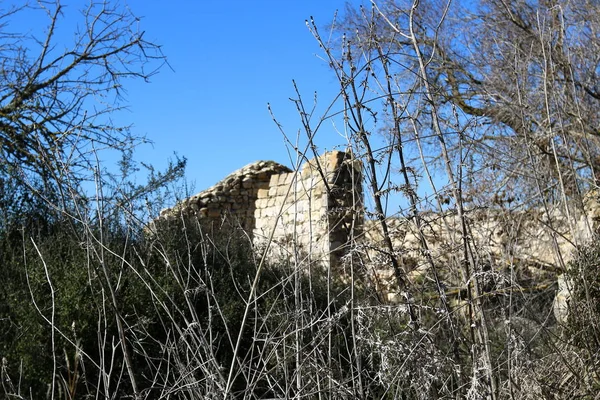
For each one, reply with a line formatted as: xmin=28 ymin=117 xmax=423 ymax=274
xmin=160 ymin=151 xmax=362 ymax=266
xmin=159 ymin=150 xmax=600 ymax=315
xmin=253 ymin=151 xmax=362 ymax=266
xmin=159 ymin=160 xmax=292 ymax=232
xmin=365 ymin=205 xmax=589 ymax=272
xmin=362 ymin=192 xmax=600 ymax=307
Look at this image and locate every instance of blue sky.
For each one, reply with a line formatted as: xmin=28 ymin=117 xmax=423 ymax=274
xmin=6 ymin=0 xmax=444 ymax=214
xmin=117 ymin=1 xmax=356 ymax=196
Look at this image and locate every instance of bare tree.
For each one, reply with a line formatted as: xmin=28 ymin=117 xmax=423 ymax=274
xmin=0 ymin=1 xmax=166 ymax=202
xmin=299 ymin=0 xmax=600 ymax=398
xmin=338 ymin=0 xmax=600 ymax=205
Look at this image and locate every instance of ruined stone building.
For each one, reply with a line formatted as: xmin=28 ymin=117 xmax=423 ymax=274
xmin=159 ymin=151 xmax=363 ymax=267
xmin=158 ymin=150 xmax=600 ymax=316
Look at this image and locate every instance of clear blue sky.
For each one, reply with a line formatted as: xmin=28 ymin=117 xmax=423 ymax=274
xmin=117 ymin=1 xmax=356 ymax=196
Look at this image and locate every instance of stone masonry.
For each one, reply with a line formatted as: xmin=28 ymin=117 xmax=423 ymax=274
xmin=160 ymin=160 xmax=292 ymax=233
xmin=159 ymin=151 xmax=600 ymax=317
xmin=159 ymin=151 xmax=363 ymax=266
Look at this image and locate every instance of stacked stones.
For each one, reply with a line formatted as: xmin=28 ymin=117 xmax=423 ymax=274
xmin=362 ymin=198 xmax=600 ymax=303
xmin=157 ymin=150 xmax=600 ymax=314
xmin=253 ymin=151 xmax=362 ymax=266
xmin=159 ymin=160 xmax=291 ymax=231
xmin=253 ymin=156 xmax=330 ymax=263
xmin=158 ymin=151 xmax=362 ymax=268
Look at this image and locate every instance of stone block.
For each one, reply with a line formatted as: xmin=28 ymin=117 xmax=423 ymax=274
xmin=293 ymin=201 xmax=307 ymax=213
xmin=254 ymin=217 xmax=267 ymax=230
xmin=313 ymin=184 xmax=325 ymax=196
xmin=301 ymin=165 xmax=314 ymax=179
xmin=284 ymin=173 xmax=295 ymax=184
xmin=257 ymin=188 xmax=269 ymax=199
xmin=262 ymin=207 xmax=276 ymax=218
xmin=277 ymin=185 xmax=289 ymax=196
xmin=255 ymin=198 xmax=267 ymax=209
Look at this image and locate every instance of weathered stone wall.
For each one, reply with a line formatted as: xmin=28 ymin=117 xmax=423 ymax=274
xmin=160 ymin=151 xmax=362 ymax=266
xmin=159 ymin=150 xmax=599 ymax=318
xmin=362 ymin=193 xmax=600 ymax=305
xmin=159 ymin=160 xmax=292 ymax=232
xmin=253 ymin=151 xmax=362 ymax=265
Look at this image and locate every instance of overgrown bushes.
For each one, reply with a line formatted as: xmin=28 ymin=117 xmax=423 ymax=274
xmin=5 ymin=204 xmax=600 ymax=399
xmin=0 ymin=208 xmax=356 ymax=398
